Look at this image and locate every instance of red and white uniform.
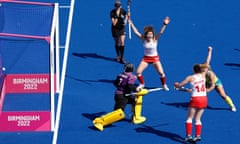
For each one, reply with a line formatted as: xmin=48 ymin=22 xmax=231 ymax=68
xmin=142 ymin=40 xmax=160 ymax=63
xmin=189 ymin=74 xmax=207 ymax=108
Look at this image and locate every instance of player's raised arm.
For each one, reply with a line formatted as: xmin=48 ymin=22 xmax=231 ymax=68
xmin=128 ymin=18 xmax=142 ymax=39
xmin=155 ymin=16 xmax=170 ymax=40
xmin=205 ymin=46 xmax=213 ymax=65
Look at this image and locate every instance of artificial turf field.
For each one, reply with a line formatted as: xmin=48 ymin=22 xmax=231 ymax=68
xmin=0 ymin=0 xmax=239 ymax=144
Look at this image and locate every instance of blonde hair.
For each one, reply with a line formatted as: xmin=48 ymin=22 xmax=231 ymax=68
xmin=199 ymin=63 xmax=209 ymax=69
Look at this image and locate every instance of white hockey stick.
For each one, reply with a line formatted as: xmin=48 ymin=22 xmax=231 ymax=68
xmin=147 ymin=87 xmax=164 ymax=92
xmin=174 ymin=86 xmax=192 ymax=92
xmin=126 ymin=87 xmax=164 ymax=97
xmin=127 ymin=0 xmax=132 ymax=39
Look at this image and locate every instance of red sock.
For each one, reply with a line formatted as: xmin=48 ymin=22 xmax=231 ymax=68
xmin=195 ymin=124 xmax=202 ymax=137
xmin=160 ymin=77 xmax=166 ymax=85
xmin=185 ymin=122 xmax=192 ymax=136
xmin=137 ymin=75 xmax=145 ymax=85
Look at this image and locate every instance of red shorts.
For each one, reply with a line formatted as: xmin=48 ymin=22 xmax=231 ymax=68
xmin=189 ymin=96 xmax=208 ymax=109
xmin=142 ymin=56 xmax=160 ymax=63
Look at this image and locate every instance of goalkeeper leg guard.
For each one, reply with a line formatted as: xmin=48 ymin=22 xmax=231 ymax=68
xmin=92 ymin=109 xmax=125 ymax=131
xmin=132 ymin=96 xmax=146 ymax=124
xmin=135 ymin=88 xmax=148 ymax=96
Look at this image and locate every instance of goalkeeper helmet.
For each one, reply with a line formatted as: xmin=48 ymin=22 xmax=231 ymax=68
xmin=124 ymin=63 xmax=134 ymax=72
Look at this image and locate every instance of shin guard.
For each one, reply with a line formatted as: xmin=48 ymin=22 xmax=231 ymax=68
xmin=119 ymin=46 xmax=124 ymax=58
xmin=195 ymin=124 xmax=202 ymax=137
xmin=160 ymin=76 xmax=166 ymax=85
xmin=225 ymin=96 xmax=234 ymax=107
xmin=137 ymin=75 xmax=145 ymax=85
xmin=185 ymin=122 xmax=192 ymax=136
xmin=115 ymin=45 xmax=120 ymax=57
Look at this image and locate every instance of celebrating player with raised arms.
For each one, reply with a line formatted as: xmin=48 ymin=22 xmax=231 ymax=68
xmin=128 ymin=16 xmax=170 ymax=90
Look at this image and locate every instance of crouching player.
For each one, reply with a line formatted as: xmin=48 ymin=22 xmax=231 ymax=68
xmin=93 ymin=63 xmax=146 ymax=131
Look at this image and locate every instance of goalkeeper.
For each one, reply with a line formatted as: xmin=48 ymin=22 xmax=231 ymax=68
xmin=93 ymin=63 xmax=146 ymax=131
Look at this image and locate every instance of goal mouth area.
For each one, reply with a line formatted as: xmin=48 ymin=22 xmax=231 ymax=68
xmin=0 ymin=0 xmax=60 ymax=132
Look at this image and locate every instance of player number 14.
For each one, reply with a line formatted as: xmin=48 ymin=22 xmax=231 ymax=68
xmin=195 ymin=84 xmax=205 ymax=92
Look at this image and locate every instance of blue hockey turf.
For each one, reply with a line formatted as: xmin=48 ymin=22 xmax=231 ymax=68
xmin=0 ymin=0 xmax=240 ymax=144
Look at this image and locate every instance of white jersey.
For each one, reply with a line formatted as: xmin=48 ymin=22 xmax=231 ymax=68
xmin=143 ymin=40 xmax=158 ymax=56
xmin=190 ymin=74 xmax=206 ymax=97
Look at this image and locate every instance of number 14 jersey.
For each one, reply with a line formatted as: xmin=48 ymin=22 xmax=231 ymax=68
xmin=190 ymin=74 xmax=206 ymax=97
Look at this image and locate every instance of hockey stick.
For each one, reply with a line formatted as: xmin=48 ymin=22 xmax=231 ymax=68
xmin=126 ymin=87 xmax=164 ymax=97
xmin=127 ymin=0 xmax=132 ymax=39
xmin=174 ymin=86 xmax=192 ymax=92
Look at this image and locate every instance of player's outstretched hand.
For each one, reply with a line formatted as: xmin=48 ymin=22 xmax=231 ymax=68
xmin=208 ymin=46 xmax=213 ymax=51
xmin=128 ymin=12 xmax=131 ymax=17
xmin=163 ymin=16 xmax=170 ymax=25
xmin=128 ymin=18 xmax=132 ymax=24
xmin=174 ymin=82 xmax=180 ymax=88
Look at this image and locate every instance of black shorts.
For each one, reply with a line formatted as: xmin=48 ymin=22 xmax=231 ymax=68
xmin=114 ymin=94 xmax=135 ymax=110
xmin=111 ymin=27 xmax=126 ymax=38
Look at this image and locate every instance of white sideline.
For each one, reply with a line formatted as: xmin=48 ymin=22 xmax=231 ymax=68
xmin=52 ymin=0 xmax=75 ymax=144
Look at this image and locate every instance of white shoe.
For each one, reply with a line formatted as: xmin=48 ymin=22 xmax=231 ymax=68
xmin=163 ymin=84 xmax=169 ymax=91
xmin=231 ymin=105 xmax=237 ymax=112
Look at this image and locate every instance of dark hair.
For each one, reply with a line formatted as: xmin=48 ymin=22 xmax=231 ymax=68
xmin=114 ymin=0 xmax=121 ymax=7
xmin=193 ymin=64 xmax=202 ymax=73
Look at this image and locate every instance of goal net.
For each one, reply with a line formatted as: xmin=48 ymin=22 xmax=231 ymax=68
xmin=0 ymin=0 xmax=59 ymax=131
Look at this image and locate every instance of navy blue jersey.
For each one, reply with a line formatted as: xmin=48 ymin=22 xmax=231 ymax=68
xmin=114 ymin=72 xmax=137 ymax=95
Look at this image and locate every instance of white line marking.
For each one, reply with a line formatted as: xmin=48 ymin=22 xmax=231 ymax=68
xmin=52 ymin=0 xmax=75 ymax=144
